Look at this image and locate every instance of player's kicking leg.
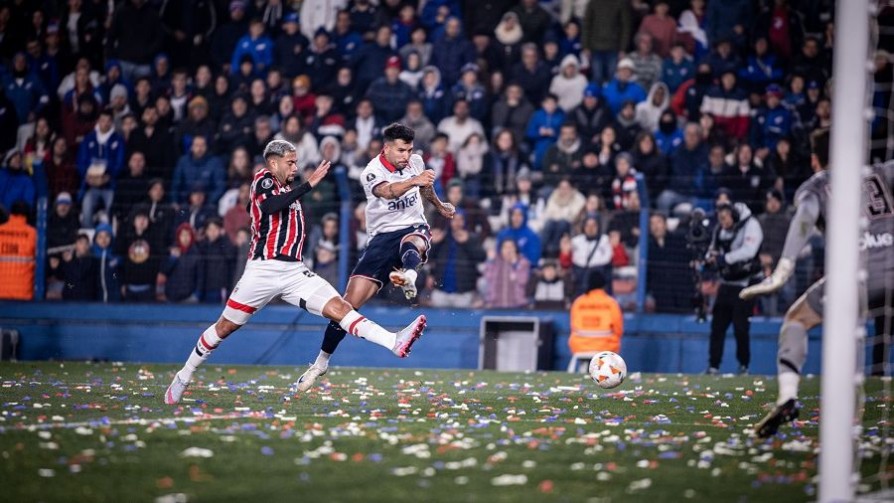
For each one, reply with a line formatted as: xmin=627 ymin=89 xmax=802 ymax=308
xmin=389 ymin=235 xmax=427 ymax=300
xmin=754 ymin=280 xmax=823 ymax=438
xmin=165 ymin=316 xmax=242 ymax=405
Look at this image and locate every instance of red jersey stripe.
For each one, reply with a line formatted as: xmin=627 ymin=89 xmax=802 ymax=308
xmin=227 ymin=299 xmax=258 ymax=314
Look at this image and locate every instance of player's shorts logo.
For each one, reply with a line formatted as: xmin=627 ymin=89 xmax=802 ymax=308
xmin=261 ymin=178 xmax=274 ymax=190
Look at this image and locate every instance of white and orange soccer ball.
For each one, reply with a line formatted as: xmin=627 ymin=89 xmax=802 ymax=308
xmin=588 ymin=351 xmax=627 ymax=389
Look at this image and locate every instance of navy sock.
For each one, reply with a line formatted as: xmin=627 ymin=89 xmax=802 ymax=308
xmin=321 ymin=321 xmax=348 ymax=354
xmin=400 ymin=241 xmax=422 ymax=270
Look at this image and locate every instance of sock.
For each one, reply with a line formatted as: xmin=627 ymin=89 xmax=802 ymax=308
xmin=339 ymin=310 xmax=396 ymax=350
xmin=313 ymin=351 xmax=332 ymax=369
xmin=400 ymin=241 xmax=422 ymax=271
xmin=777 ymin=371 xmax=800 ymax=405
xmin=178 ymin=325 xmax=222 ymax=382
xmin=321 ymin=321 xmax=347 ymax=354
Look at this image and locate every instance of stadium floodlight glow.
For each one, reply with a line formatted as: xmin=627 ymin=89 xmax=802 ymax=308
xmin=820 ymin=0 xmax=870 ymax=501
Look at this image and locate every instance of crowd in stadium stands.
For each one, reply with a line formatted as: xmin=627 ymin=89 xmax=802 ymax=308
xmin=0 ymin=0 xmax=891 ymax=313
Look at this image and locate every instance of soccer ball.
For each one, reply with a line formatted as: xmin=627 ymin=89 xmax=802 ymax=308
xmin=588 ymin=351 xmax=627 ymax=389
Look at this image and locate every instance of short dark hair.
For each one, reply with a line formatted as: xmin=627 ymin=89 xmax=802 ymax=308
xmin=383 ymin=123 xmax=415 ymax=144
xmin=10 ymin=201 xmax=30 ymax=217
xmin=587 ymin=271 xmax=606 ymax=292
xmin=810 ymin=128 xmax=830 ymax=168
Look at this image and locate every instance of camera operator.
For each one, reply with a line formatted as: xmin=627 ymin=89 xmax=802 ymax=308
xmin=705 ymin=201 xmax=764 ymax=375
xmin=685 ymin=207 xmax=712 ymax=321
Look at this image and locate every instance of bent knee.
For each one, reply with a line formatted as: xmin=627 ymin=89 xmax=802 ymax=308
xmin=323 ymin=297 xmax=353 ymax=320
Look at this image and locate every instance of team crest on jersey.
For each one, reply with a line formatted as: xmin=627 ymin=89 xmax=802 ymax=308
xmin=366 ymin=173 xmax=376 ymax=182
xmin=261 ymin=178 xmax=274 ymax=189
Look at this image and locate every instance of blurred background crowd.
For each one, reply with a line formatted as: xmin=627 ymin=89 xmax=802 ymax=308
xmin=0 ymin=0 xmax=891 ymax=315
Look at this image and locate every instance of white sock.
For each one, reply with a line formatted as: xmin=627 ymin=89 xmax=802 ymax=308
xmin=777 ymin=371 xmax=800 ymax=405
xmin=313 ymin=351 xmax=331 ymax=369
xmin=404 ymin=269 xmax=418 ymax=285
xmin=339 ymin=310 xmax=396 ymax=350
xmin=178 ymin=325 xmax=223 ymax=382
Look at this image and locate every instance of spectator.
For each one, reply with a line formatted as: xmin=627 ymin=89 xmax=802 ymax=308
xmin=493 ymin=12 xmax=523 ymax=72
xmin=419 ymin=66 xmax=450 ymax=125
xmin=571 ymin=215 xmax=613 ymax=296
xmin=91 ymin=222 xmax=120 ymax=303
xmin=3 ymin=52 xmax=48 ymax=123
xmin=224 ymin=182 xmax=251 ymax=244
xmin=112 ymin=151 xmax=149 ymax=226
xmin=350 ymin=98 xmax=381 ymax=152
xmin=659 ymin=122 xmax=709 ymax=211
xmin=276 ymin=115 xmax=320 ymax=170
xmin=352 ymin=25 xmax=395 ymax=94
xmin=542 ymin=123 xmax=583 ymax=188
xmin=0 ymin=202 xmax=33 ymax=300
xmin=129 ymin=77 xmax=154 ymax=119
xmin=614 ymin=101 xmax=642 ymax=151
xmin=366 ymin=56 xmax=415 ymax=124
xmin=247 ymin=78 xmax=273 ymax=118
xmin=483 ymin=238 xmax=531 ymax=309
xmin=199 ymin=218 xmax=236 ymax=303
xmin=510 ymin=0 xmax=550 ymax=44
xmin=300 ymin=0 xmax=344 ymax=40
xmin=150 ymin=54 xmax=173 ymax=95
xmin=756 ymin=189 xmax=791 ymax=315
xmin=678 ymin=0 xmax=709 ymax=57
xmin=739 ymin=37 xmax=785 ymax=94
xmin=106 ymin=0 xmax=164 ymax=81
xmin=765 ymin=137 xmax=809 ymax=201
xmin=349 ymin=0 xmax=379 ymax=38
xmin=629 ymin=33 xmax=663 ymax=91
xmin=218 ymin=95 xmax=255 ymax=154
xmin=571 ymin=84 xmax=612 ymax=144
xmin=0 ymin=150 xmax=34 ymax=213
xmin=550 ymin=55 xmax=588 ymax=113
xmin=510 ymin=43 xmax=551 ymax=105
xmin=525 ymin=94 xmax=565 ymax=171
xmin=44 ymin=137 xmax=77 ymax=200
xmin=542 ymin=178 xmax=587 ymax=256
xmin=424 ymin=132 xmax=456 ymax=188
xmin=429 ymin=210 xmax=486 ymax=308
xmin=431 ymin=17 xmax=475 ymax=87
xmin=46 ymin=191 xmax=78 ymax=257
xmin=172 ymin=133 xmax=221 ymax=204
xmin=129 ymin=106 xmax=177 ymax=181
xmin=582 ymin=0 xmax=632 ymax=84
xmin=304 ymin=29 xmax=340 ymax=88
xmin=610 ymin=153 xmax=638 ymax=210
xmin=602 ymin=59 xmax=647 ymax=115
xmin=490 ymin=83 xmax=535 ymax=146
xmin=438 ymin=99 xmax=486 ymax=155
xmin=721 ymin=143 xmax=778 ymax=214
xmin=451 ymin=63 xmax=488 ymax=123
xmin=529 ymin=258 xmax=572 ymax=310
xmin=400 ymin=26 xmax=432 ymax=67
xmin=159 ymin=0 xmax=217 ymax=70
xmin=751 ymin=84 xmax=793 ymax=151
xmin=175 ymin=186 xmax=217 ymax=232
xmin=167 ymin=69 xmax=191 ymax=124
xmin=702 ymin=39 xmax=741 ymax=79
xmin=705 ymin=0 xmax=752 ymax=47
xmin=455 ymin=133 xmax=489 ymax=198
xmin=662 ymin=43 xmax=695 ymax=94
xmin=231 ymin=18 xmax=274 ymax=77
xmin=635 ymin=82 xmax=670 ymax=132
xmin=631 ymin=130 xmax=668 ymax=199
xmin=496 ymin=202 xmax=542 ymax=266
xmin=638 ymin=1 xmax=677 ymax=58
xmin=755 ymin=0 xmax=804 ymax=64
xmin=144 ymin=180 xmax=175 ymax=250
xmin=434 ymin=179 xmax=491 ymax=238
xmin=211 ymin=1 xmax=249 ymax=73
xmin=568 ymin=271 xmax=623 ymax=356
xmin=700 ymin=69 xmax=750 ymax=142
xmin=399 ymin=51 xmax=425 ymax=89
xmin=60 ymin=234 xmax=98 ymax=301
xmin=76 ymin=109 xmax=125 ymax=227
xmin=646 ymin=212 xmax=692 ymax=313
xmin=671 ymin=62 xmax=713 ymax=122
xmin=175 ymin=96 xmax=217 ymax=154
xmin=401 ymin=100 xmax=436 ymax=151
xmin=789 ymin=36 xmax=829 ymax=87
xmin=117 ymin=207 xmax=158 ymax=302
xmin=654 ymin=109 xmax=683 ymax=156
xmin=313 ymin=240 xmax=339 ymax=286
xmin=158 ymin=222 xmax=202 ymax=303
xmin=275 ymin=12 xmax=309 ymax=79
xmin=482 ymin=129 xmax=528 ymax=201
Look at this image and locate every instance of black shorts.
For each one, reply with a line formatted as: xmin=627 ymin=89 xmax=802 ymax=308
xmin=350 ymin=224 xmax=431 ymax=289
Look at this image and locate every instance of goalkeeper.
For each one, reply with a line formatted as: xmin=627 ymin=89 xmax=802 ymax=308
xmin=740 ymin=129 xmax=894 ymax=438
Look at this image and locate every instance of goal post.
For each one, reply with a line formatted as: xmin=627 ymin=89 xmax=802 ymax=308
xmin=820 ymin=0 xmax=872 ymax=501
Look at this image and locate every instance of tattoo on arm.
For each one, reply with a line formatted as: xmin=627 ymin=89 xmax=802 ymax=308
xmin=419 ymin=185 xmax=443 ymax=209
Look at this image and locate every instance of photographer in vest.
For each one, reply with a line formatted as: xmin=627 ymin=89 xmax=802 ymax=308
xmin=705 ymin=200 xmax=764 ymax=375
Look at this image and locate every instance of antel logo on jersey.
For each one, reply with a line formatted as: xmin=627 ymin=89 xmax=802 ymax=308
xmin=859 ymin=231 xmax=894 ymax=251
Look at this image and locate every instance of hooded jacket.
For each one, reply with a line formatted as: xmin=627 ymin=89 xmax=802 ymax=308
xmin=91 ymin=223 xmax=120 ymax=303
xmin=76 ymin=124 xmax=126 ymax=193
xmin=635 ymin=82 xmax=670 ymax=133
xmin=495 ymin=203 xmax=542 ymax=266
xmin=162 ymin=223 xmax=203 ymax=302
xmin=708 ymin=202 xmax=764 ymax=286
xmin=550 ymin=55 xmax=589 ymax=112
xmin=418 ymin=66 xmax=450 ymax=124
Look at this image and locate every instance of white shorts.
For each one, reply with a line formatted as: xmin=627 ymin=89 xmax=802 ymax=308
xmin=223 ymin=260 xmax=340 ymax=325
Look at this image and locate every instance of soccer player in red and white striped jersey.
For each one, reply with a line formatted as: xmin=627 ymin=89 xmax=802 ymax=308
xmin=164 ymin=140 xmax=427 ymax=405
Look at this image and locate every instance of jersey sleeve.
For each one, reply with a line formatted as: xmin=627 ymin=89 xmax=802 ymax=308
xmin=253 ymin=172 xmax=277 ymax=203
xmin=362 ymin=166 xmax=387 ymax=198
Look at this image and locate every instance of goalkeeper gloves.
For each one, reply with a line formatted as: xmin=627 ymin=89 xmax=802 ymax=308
xmin=739 ymin=257 xmax=794 ymax=300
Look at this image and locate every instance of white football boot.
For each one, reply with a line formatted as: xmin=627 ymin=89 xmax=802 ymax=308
xmin=392 ymin=315 xmax=426 ymax=358
xmin=164 ymin=373 xmax=190 ymax=405
xmin=389 ymin=269 xmax=419 ymax=300
xmin=293 ymin=364 xmax=328 ymax=393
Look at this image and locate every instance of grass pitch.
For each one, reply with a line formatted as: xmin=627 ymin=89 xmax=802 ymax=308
xmin=1 ymin=362 xmax=891 ymax=502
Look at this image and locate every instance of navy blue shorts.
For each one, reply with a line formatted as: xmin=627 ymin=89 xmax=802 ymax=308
xmin=351 ymin=224 xmax=431 ymax=289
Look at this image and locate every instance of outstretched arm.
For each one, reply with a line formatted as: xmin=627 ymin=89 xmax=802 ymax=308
xmin=371 ymin=172 xmax=432 ymax=200
xmin=259 ymin=160 xmax=331 ymax=214
xmin=420 ymin=184 xmax=456 ymax=219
